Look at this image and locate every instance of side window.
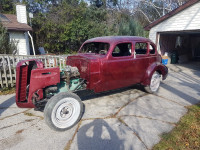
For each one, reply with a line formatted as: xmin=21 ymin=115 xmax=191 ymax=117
xmin=149 ymin=44 xmax=156 ymax=54
xmin=135 ymin=42 xmax=147 ymax=55
xmin=112 ymin=43 xmax=132 ymax=57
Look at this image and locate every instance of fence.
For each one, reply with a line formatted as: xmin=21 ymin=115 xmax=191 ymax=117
xmin=0 ymin=54 xmax=69 ymax=88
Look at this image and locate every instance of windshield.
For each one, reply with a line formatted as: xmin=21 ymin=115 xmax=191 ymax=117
xmin=80 ymin=42 xmax=110 ymax=55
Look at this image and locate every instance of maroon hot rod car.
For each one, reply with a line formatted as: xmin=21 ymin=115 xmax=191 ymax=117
xmin=16 ymin=36 xmax=168 ymax=131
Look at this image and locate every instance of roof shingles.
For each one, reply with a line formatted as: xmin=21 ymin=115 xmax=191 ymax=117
xmin=1 ymin=14 xmax=32 ymax=31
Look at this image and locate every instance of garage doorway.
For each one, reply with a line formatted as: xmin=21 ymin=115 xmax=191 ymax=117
xmin=158 ymin=31 xmax=200 ymax=63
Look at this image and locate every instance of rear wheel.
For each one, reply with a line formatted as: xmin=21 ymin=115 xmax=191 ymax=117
xmin=144 ymin=71 xmax=161 ymax=94
xmin=44 ymin=92 xmax=83 ymax=131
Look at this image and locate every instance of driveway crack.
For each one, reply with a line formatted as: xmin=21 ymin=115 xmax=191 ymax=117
xmin=118 ymin=117 xmax=149 ymax=150
xmin=0 ymin=109 xmax=31 ymax=121
xmin=155 ymin=95 xmax=185 ymax=107
xmin=0 ymin=119 xmax=35 ymax=130
xmin=64 ymin=121 xmax=82 ymax=150
xmin=113 ymin=93 xmax=148 ymax=117
xmin=120 ymin=114 xmax=176 ymax=126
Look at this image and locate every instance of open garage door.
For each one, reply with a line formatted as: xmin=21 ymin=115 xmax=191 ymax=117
xmin=158 ymin=30 xmax=200 ymax=63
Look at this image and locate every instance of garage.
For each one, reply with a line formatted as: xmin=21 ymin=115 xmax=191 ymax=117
xmin=145 ymin=0 xmax=200 ymax=64
xmin=159 ymin=31 xmax=200 ymax=63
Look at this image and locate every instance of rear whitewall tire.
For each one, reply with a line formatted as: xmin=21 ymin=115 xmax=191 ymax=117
xmin=44 ymin=92 xmax=84 ymax=131
xmin=144 ymin=71 xmax=161 ymax=94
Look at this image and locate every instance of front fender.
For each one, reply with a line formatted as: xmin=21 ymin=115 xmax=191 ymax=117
xmin=16 ymin=58 xmax=60 ymax=108
xmin=141 ymin=62 xmax=168 ymax=86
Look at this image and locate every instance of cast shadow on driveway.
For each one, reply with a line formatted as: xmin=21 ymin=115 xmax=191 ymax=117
xmin=77 ymin=84 xmax=144 ymax=101
xmin=0 ymin=95 xmax=15 ymax=116
xmin=178 ymin=71 xmax=200 ymax=84
xmin=161 ymin=72 xmax=200 ymax=105
xmin=77 ymin=119 xmax=124 ymax=150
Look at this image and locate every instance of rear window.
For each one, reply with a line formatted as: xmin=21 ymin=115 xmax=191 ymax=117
xmin=135 ymin=42 xmax=147 ymax=55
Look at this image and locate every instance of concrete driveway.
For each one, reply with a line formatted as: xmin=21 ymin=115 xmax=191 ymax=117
xmin=0 ymin=63 xmax=200 ymax=150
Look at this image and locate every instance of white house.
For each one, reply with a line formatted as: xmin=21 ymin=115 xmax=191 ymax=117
xmin=0 ymin=5 xmax=32 ymax=55
xmin=145 ymin=0 xmax=200 ymax=63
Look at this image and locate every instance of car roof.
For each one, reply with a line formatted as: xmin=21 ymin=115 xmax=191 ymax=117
xmin=85 ymin=36 xmax=152 ymax=44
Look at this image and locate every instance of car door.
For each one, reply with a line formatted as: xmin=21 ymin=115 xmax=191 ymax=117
xmin=148 ymin=42 xmax=157 ymax=65
xmin=132 ymin=41 xmax=150 ymax=83
xmin=103 ymin=42 xmax=136 ymax=91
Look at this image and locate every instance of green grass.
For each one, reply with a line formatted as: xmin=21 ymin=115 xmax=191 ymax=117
xmin=24 ymin=112 xmax=34 ymax=117
xmin=0 ymin=87 xmax=15 ymax=95
xmin=153 ymin=103 xmax=200 ymax=150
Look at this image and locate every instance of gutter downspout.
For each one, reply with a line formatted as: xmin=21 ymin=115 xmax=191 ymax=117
xmin=28 ymin=31 xmax=35 ymax=55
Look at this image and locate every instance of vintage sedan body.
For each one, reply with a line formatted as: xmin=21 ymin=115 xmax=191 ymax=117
xmin=67 ymin=36 xmax=168 ymax=93
xmin=16 ymin=36 xmax=168 ymax=131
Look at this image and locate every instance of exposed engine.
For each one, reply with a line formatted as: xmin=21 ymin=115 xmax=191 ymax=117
xmin=44 ymin=66 xmax=87 ymax=99
xmin=61 ymin=66 xmax=80 ymax=84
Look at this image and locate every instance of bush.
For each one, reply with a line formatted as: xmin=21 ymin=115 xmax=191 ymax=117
xmin=0 ymin=23 xmax=17 ymax=54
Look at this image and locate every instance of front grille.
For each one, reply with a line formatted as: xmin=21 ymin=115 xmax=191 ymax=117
xmin=18 ymin=65 xmax=28 ymax=102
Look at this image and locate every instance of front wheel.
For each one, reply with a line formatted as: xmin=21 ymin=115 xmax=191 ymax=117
xmin=44 ymin=92 xmax=84 ymax=131
xmin=144 ymin=71 xmax=161 ymax=94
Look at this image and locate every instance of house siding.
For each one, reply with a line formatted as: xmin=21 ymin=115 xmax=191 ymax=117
xmin=9 ymin=31 xmax=30 ymax=55
xmin=149 ymin=1 xmax=200 ymax=43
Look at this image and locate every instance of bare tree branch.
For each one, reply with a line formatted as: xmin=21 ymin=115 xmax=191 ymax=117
xmin=131 ymin=8 xmax=152 ymax=23
xmin=142 ymin=1 xmax=162 ymax=17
